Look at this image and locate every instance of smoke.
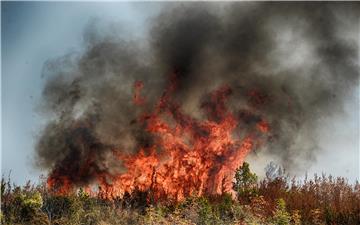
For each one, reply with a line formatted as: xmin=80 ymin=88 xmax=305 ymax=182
xmin=36 ymin=2 xmax=359 ymax=187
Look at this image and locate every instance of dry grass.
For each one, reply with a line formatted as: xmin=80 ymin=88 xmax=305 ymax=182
xmin=1 ymin=166 xmax=359 ymax=225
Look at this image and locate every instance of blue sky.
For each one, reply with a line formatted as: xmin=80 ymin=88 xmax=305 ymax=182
xmin=1 ymin=2 xmax=359 ymax=185
xmin=1 ymin=2 xmax=162 ymax=184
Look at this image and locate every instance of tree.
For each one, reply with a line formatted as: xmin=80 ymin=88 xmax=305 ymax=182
xmin=233 ymin=162 xmax=258 ymax=201
xmin=272 ymin=198 xmax=291 ymax=225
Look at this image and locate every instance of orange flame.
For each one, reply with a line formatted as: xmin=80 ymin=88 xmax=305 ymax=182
xmin=47 ymin=74 xmax=270 ymax=202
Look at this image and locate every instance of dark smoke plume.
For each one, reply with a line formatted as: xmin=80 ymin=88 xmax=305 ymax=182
xmin=36 ymin=2 xmax=359 ymax=187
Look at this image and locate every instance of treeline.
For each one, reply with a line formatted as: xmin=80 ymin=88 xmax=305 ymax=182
xmin=1 ymin=162 xmax=359 ymax=225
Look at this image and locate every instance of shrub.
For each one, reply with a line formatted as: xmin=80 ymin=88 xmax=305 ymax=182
xmin=213 ymin=193 xmax=234 ymax=222
xmin=290 ymin=210 xmax=301 ymax=225
xmin=2 ymin=164 xmax=360 ymax=225
xmin=233 ymin=162 xmax=258 ymax=203
xmin=271 ymin=198 xmax=291 ymax=225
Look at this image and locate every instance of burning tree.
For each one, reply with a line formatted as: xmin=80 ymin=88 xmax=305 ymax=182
xmin=47 ymin=74 xmax=270 ymax=202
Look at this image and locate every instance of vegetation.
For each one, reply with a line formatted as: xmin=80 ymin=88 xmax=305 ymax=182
xmin=1 ymin=163 xmax=359 ymax=225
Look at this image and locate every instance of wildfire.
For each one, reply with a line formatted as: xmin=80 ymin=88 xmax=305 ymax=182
xmin=47 ymin=73 xmax=270 ymax=202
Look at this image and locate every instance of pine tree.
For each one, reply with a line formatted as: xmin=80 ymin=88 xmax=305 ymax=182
xmin=233 ymin=162 xmax=258 ymax=201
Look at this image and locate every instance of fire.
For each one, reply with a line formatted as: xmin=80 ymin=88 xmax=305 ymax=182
xmin=47 ymin=73 xmax=270 ymax=202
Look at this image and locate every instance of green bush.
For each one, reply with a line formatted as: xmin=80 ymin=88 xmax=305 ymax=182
xmin=1 ymin=164 xmax=360 ymax=225
xmin=197 ymin=197 xmax=215 ymax=225
xmin=271 ymin=198 xmax=291 ymax=225
xmin=233 ymin=162 xmax=258 ymax=202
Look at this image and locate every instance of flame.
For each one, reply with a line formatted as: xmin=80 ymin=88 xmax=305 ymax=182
xmin=47 ymin=73 xmax=270 ymax=202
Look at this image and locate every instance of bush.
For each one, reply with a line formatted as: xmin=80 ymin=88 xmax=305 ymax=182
xmin=1 ymin=164 xmax=360 ymax=225
xmin=271 ymin=198 xmax=291 ymax=225
xmin=233 ymin=162 xmax=258 ymax=203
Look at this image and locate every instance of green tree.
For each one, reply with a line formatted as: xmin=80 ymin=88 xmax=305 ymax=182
xmin=272 ymin=198 xmax=291 ymax=225
xmin=233 ymin=162 xmax=258 ymax=201
xmin=197 ymin=197 xmax=215 ymax=225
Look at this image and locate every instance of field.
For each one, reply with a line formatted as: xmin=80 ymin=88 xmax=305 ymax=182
xmin=1 ymin=162 xmax=359 ymax=225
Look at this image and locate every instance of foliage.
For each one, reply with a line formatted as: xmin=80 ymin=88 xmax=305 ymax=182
xmin=233 ymin=162 xmax=258 ymax=203
xmin=1 ymin=163 xmax=360 ymax=225
xmin=271 ymin=198 xmax=291 ymax=225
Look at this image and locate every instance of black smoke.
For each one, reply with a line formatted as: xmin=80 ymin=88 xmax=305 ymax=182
xmin=36 ymin=2 xmax=359 ymax=187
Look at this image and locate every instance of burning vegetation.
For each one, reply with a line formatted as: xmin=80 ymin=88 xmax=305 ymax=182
xmin=35 ymin=2 xmax=359 ymax=204
xmin=47 ymin=74 xmax=271 ymax=201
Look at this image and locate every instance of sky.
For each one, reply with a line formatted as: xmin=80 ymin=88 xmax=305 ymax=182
xmin=1 ymin=2 xmax=359 ymax=185
xmin=1 ymin=2 xmax=162 ymax=184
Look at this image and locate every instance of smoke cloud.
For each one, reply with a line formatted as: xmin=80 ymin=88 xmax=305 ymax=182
xmin=36 ymin=2 xmax=359 ymax=187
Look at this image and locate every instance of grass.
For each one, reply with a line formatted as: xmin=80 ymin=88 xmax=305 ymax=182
xmin=1 ymin=163 xmax=359 ymax=225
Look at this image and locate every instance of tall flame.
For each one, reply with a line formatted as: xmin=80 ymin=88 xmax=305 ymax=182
xmin=47 ymin=73 xmax=270 ymax=202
